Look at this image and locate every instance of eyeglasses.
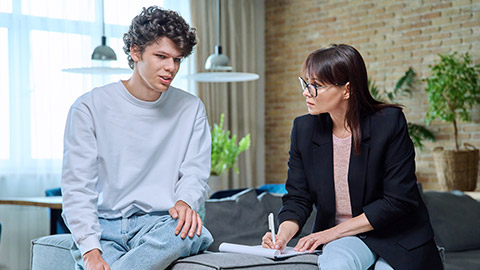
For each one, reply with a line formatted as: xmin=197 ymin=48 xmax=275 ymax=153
xmin=299 ymin=77 xmax=345 ymax=97
xmin=299 ymin=77 xmax=324 ymax=98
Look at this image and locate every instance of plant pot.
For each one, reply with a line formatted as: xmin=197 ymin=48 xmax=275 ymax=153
xmin=432 ymin=144 xmax=479 ymax=191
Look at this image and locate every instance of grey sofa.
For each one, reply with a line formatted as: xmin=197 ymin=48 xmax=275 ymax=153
xmin=422 ymin=190 xmax=480 ymax=270
xmin=31 ymin=188 xmax=480 ymax=270
xmin=31 ymin=189 xmax=318 ymax=270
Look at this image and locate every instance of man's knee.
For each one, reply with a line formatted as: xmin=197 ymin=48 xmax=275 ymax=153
xmin=170 ymin=226 xmax=214 ymax=256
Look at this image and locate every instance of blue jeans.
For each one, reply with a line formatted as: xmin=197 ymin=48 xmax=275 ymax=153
xmin=71 ymin=212 xmax=214 ymax=270
xmin=317 ymin=236 xmax=393 ymax=270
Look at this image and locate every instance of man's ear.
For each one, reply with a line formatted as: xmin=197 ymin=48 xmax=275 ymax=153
xmin=130 ymin=45 xmax=141 ymax=61
xmin=343 ymin=82 xmax=351 ymax=99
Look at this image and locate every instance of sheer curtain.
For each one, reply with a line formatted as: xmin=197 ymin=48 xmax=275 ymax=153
xmin=0 ymin=1 xmax=193 ymax=269
xmin=190 ymin=0 xmax=265 ymax=192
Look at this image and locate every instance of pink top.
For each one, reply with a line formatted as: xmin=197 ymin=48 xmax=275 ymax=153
xmin=333 ymin=134 xmax=352 ymax=225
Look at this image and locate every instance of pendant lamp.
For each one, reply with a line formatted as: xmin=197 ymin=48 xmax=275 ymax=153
xmin=62 ymin=0 xmax=131 ymax=75
xmin=186 ymin=0 xmax=259 ymax=82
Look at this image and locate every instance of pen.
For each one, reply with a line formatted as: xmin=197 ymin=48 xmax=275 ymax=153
xmin=268 ymin=213 xmax=276 ymax=246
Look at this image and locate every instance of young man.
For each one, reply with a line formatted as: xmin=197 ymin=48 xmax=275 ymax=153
xmin=61 ymin=6 xmax=213 ymax=270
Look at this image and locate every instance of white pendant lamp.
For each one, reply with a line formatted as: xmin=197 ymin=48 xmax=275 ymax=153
xmin=186 ymin=0 xmax=259 ymax=83
xmin=62 ymin=0 xmax=131 ymax=75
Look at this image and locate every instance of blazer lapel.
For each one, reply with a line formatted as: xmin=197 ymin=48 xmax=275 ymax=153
xmin=312 ymin=115 xmax=336 ymax=227
xmin=348 ymin=115 xmax=371 ymax=217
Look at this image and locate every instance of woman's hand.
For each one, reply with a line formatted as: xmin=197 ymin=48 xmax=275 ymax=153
xmin=262 ymin=231 xmax=289 ymax=251
xmin=261 ymin=220 xmax=299 ymax=250
xmin=294 ymin=228 xmax=338 ymax=253
xmin=295 ymin=213 xmax=374 ymax=253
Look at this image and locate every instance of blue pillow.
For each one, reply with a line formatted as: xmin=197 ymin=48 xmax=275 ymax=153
xmin=257 ymin=184 xmax=287 ymax=194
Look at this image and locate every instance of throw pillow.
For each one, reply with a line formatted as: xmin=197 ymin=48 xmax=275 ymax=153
xmin=257 ymin=191 xmax=316 ymax=246
xmin=423 ymin=191 xmax=480 ymax=252
xmin=204 ymin=188 xmax=267 ymax=251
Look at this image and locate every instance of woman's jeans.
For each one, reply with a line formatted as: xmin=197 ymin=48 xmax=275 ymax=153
xmin=70 ymin=211 xmax=214 ymax=270
xmin=317 ymin=236 xmax=393 ymax=270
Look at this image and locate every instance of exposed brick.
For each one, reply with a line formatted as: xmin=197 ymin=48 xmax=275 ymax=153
xmin=404 ymin=29 xmax=422 ymax=37
xmin=432 ymin=2 xmax=453 ymax=10
xmin=265 ymin=0 xmax=480 ymax=188
xmin=421 ymin=26 xmax=441 ymax=34
xmin=411 ymin=21 xmax=432 ymax=28
xmin=422 ymin=12 xmax=442 ymax=20
xmin=462 ymin=20 xmax=480 ymax=28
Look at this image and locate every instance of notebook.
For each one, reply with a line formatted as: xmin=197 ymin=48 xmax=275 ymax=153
xmin=218 ymin=242 xmax=321 ymax=259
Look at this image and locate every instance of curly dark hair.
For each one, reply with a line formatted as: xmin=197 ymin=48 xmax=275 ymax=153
xmin=123 ymin=6 xmax=197 ymax=69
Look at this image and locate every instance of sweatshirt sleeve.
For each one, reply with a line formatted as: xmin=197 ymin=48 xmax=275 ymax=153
xmin=61 ymin=105 xmax=102 ymax=256
xmin=174 ymin=101 xmax=211 ymax=211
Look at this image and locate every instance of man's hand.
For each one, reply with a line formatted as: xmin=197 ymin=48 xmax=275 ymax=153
xmin=169 ymin=200 xmax=202 ymax=239
xmin=83 ymin=249 xmax=110 ymax=270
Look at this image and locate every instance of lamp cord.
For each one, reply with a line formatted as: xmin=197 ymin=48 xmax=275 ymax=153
xmin=217 ymin=0 xmax=221 ymax=46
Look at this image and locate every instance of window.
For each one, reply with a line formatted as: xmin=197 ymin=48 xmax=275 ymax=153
xmin=0 ymin=28 xmax=9 ymax=159
xmin=0 ymin=0 xmax=193 ymax=174
xmin=104 ymin=0 xmax=161 ymax=25
xmin=0 ymin=0 xmax=12 ymax=13
xmin=22 ymin=0 xmax=95 ymax=21
xmin=30 ymin=30 xmax=93 ymax=159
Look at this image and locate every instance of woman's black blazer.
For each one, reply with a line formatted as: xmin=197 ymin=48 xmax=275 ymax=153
xmin=278 ymin=107 xmax=443 ymax=270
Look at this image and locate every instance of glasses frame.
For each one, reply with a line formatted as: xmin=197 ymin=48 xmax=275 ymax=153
xmin=299 ymin=76 xmax=319 ymax=97
xmin=299 ymin=77 xmax=346 ymax=98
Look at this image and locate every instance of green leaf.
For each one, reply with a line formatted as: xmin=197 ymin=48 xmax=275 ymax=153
xmin=369 ymin=68 xmax=436 ymax=150
xmin=424 ymin=52 xmax=480 ymax=149
xmin=210 ymin=113 xmax=251 ymax=176
xmin=407 ymin=123 xmax=435 ymax=150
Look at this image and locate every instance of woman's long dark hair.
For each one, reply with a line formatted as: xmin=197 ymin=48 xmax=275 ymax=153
xmin=302 ymin=44 xmax=398 ymax=154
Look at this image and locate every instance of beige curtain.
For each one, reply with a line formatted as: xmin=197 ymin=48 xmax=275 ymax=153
xmin=190 ymin=0 xmax=265 ymax=193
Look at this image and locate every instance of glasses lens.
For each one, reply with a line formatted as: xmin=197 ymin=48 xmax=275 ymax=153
xmin=299 ymin=77 xmax=317 ymax=97
xmin=299 ymin=77 xmax=307 ymax=91
xmin=309 ymin=85 xmax=317 ymax=97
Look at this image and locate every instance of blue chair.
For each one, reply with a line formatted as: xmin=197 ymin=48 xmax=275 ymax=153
xmin=45 ymin=188 xmax=70 ymax=234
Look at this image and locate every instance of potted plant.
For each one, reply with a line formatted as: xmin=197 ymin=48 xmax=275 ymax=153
xmin=424 ymin=52 xmax=480 ymax=191
xmin=208 ymin=113 xmax=250 ymax=192
xmin=369 ymin=67 xmax=435 ymax=150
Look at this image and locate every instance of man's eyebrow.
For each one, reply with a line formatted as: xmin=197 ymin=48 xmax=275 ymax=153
xmin=155 ymin=50 xmax=183 ymax=58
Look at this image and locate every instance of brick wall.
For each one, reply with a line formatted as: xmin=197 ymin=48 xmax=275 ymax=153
xmin=265 ymin=0 xmax=480 ymax=190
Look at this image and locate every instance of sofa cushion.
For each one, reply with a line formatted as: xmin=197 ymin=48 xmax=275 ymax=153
xmin=204 ymin=188 xmax=316 ymax=251
xmin=31 ymin=234 xmax=75 ymax=270
xmin=31 ymin=234 xmax=318 ymax=270
xmin=170 ymin=252 xmax=318 ymax=270
xmin=444 ymin=249 xmax=480 ymax=270
xmin=422 ymin=191 xmax=480 ymax=252
xmin=204 ymin=189 xmax=267 ymax=251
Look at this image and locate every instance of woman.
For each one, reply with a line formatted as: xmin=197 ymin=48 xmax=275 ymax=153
xmin=262 ymin=44 xmax=443 ymax=270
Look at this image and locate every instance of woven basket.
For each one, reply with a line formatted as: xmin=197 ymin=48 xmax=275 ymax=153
xmin=433 ymin=143 xmax=479 ymax=191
